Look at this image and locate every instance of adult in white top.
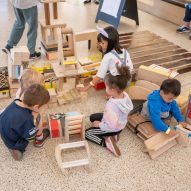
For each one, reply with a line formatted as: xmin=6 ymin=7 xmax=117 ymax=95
xmin=2 ymin=0 xmax=41 ymax=59
xmin=79 ymin=26 xmax=133 ymax=91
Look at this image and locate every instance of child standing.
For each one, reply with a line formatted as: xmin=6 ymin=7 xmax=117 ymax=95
xmin=176 ymin=3 xmax=191 ymax=39
xmin=0 ymin=84 xmax=50 ymax=161
xmin=141 ymin=79 xmax=187 ymax=134
xmin=85 ymin=65 xmax=133 ymax=157
xmin=79 ymin=26 xmax=133 ymax=91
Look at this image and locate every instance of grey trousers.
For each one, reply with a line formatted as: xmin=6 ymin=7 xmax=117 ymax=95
xmin=7 ymin=6 xmax=38 ymax=54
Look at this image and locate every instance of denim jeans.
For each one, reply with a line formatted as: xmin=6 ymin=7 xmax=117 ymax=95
xmin=7 ymin=6 xmax=38 ymax=54
xmin=184 ymin=3 xmax=191 ymax=22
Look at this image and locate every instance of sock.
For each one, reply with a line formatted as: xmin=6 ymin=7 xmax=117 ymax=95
xmin=36 ymin=133 xmax=43 ymax=141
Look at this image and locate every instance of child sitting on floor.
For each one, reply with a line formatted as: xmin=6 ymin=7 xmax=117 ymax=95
xmin=141 ymin=79 xmax=187 ymax=134
xmin=85 ymin=65 xmax=133 ymax=157
xmin=79 ymin=26 xmax=133 ymax=92
xmin=0 ymin=84 xmax=50 ymax=161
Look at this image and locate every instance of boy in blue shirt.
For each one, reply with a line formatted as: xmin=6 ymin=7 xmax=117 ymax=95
xmin=0 ymin=84 xmax=50 ymax=161
xmin=141 ymin=79 xmax=187 ymax=134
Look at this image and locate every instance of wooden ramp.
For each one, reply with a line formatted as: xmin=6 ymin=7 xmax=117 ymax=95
xmin=119 ymin=31 xmax=191 ymax=74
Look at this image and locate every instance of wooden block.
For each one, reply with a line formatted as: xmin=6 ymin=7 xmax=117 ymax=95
xmin=64 ymin=113 xmax=85 ymax=142
xmin=127 ymin=86 xmax=151 ymax=100
xmin=135 ymin=80 xmax=160 ymax=91
xmin=48 ymin=113 xmax=65 ymax=138
xmin=48 ymin=88 xmax=57 ymax=102
xmin=78 ymin=58 xmax=93 ymax=66
xmin=75 ymin=30 xmax=97 ymax=51
xmin=136 ymin=65 xmax=176 ymax=85
xmin=144 ymin=132 xmax=179 ymax=159
xmin=10 ymin=46 xmax=29 ymax=64
xmin=174 ymin=124 xmax=191 ymax=147
xmin=128 ymin=113 xmax=158 ymax=139
xmin=55 ymin=140 xmax=90 ymax=172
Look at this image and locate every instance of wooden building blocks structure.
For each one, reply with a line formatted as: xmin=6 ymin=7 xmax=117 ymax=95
xmin=8 ymin=46 xmax=29 ymax=80
xmin=48 ymin=112 xmax=85 ymax=142
xmin=55 ymin=140 xmax=90 ymax=171
xmin=65 ymin=113 xmax=85 ymax=143
xmin=40 ymin=0 xmax=75 ymax=60
xmin=144 ymin=132 xmax=179 ymax=159
xmin=75 ymin=29 xmax=98 ymax=51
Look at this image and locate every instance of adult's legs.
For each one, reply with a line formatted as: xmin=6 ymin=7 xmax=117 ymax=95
xmin=7 ymin=7 xmax=25 ymax=48
xmin=23 ymin=6 xmax=38 ymax=54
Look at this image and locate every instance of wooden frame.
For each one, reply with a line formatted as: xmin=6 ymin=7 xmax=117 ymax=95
xmin=55 ymin=140 xmax=90 ymax=171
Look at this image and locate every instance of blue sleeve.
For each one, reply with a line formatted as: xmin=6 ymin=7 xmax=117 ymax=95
xmin=148 ymin=101 xmax=169 ymax=132
xmin=170 ymin=101 xmax=183 ymax=122
xmin=21 ymin=120 xmax=38 ymax=141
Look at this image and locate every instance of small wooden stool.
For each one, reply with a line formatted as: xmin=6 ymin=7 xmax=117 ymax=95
xmin=55 ymin=140 xmax=90 ymax=172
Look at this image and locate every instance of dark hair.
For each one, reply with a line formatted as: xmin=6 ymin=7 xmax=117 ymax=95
xmin=160 ymin=79 xmax=181 ymax=96
xmin=97 ymin=26 xmax=122 ymax=54
xmin=23 ymin=84 xmax=50 ymax=107
xmin=104 ymin=65 xmax=131 ymax=93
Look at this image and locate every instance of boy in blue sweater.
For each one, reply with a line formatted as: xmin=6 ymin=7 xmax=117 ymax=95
xmin=0 ymin=84 xmax=50 ymax=161
xmin=141 ymin=79 xmax=187 ymax=134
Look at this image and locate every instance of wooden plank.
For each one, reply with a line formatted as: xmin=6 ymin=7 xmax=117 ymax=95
xmin=132 ymin=49 xmax=187 ymax=63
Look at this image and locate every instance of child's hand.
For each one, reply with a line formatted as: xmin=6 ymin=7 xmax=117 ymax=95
xmin=92 ymin=121 xmax=100 ymax=127
xmin=179 ymin=121 xmax=187 ymax=128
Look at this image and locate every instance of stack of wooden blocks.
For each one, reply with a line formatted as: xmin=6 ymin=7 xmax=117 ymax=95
xmin=8 ymin=46 xmax=29 ymax=80
xmin=0 ymin=67 xmax=10 ymax=97
xmin=48 ymin=112 xmax=85 ymax=141
xmin=47 ymin=88 xmax=58 ymax=108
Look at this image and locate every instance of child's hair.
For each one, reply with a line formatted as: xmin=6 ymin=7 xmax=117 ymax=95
xmin=23 ymin=84 xmax=50 ymax=107
xmin=104 ymin=65 xmax=131 ymax=93
xmin=97 ymin=26 xmax=122 ymax=54
xmin=160 ymin=79 xmax=181 ymax=97
xmin=19 ymin=69 xmax=44 ymax=97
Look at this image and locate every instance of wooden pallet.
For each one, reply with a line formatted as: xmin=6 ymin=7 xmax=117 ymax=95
xmin=119 ymin=30 xmax=191 ymax=74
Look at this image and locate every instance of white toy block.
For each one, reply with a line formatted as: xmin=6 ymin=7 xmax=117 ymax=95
xmin=10 ymin=46 xmax=29 ymax=65
xmin=55 ymin=140 xmax=90 ymax=172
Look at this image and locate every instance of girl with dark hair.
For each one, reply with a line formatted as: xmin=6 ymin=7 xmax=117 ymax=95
xmin=79 ymin=26 xmax=133 ymax=91
xmin=85 ymin=65 xmax=133 ymax=157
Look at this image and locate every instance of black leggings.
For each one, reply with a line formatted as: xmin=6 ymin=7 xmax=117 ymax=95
xmin=85 ymin=113 xmax=121 ymax=147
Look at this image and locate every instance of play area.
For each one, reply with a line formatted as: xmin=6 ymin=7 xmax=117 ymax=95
xmin=0 ymin=0 xmax=191 ymax=191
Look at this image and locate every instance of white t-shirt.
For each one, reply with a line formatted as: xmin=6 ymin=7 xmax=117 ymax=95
xmin=96 ymin=49 xmax=133 ymax=79
xmin=11 ymin=0 xmax=39 ymax=9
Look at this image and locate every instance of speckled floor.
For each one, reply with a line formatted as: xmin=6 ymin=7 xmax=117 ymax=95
xmin=0 ymin=1 xmax=191 ymax=191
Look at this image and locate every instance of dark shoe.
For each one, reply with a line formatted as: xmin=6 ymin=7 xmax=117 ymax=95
xmin=9 ymin=149 xmax=23 ymax=161
xmin=176 ymin=26 xmax=190 ymax=33
xmin=84 ymin=0 xmax=91 ymax=4
xmin=29 ymin=51 xmax=41 ymax=60
xmin=105 ymin=136 xmax=121 ymax=157
xmin=2 ymin=45 xmax=12 ymax=54
xmin=94 ymin=0 xmax=99 ymax=4
xmin=34 ymin=129 xmax=50 ymax=148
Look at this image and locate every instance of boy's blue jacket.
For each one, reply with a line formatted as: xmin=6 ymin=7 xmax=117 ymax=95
xmin=141 ymin=90 xmax=183 ymax=132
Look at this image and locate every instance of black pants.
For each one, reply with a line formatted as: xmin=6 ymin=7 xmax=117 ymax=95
xmin=85 ymin=113 xmax=121 ymax=147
